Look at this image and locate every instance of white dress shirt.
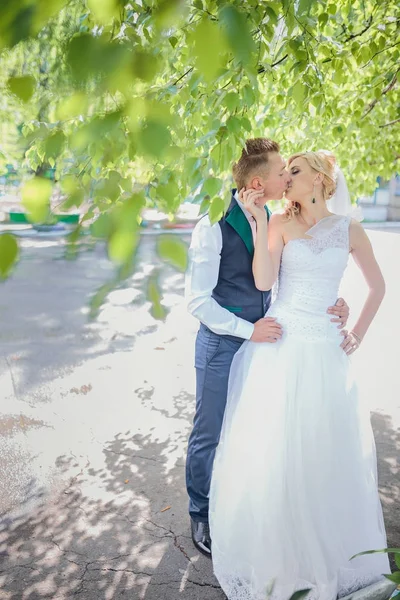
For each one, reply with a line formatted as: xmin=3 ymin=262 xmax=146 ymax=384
xmin=185 ymin=193 xmax=256 ymax=340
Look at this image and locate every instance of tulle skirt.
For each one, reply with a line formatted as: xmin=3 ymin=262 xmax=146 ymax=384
xmin=209 ymin=335 xmax=390 ymax=600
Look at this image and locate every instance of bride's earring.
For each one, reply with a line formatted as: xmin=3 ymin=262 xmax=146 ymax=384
xmin=312 ymin=184 xmax=316 ymax=204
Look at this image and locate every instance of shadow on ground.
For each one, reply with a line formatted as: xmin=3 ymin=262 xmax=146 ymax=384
xmin=0 ymin=410 xmax=398 ymax=599
xmin=0 ymin=427 xmax=223 ymax=600
xmin=0 ymin=235 xmax=188 ymax=402
xmin=371 ymin=412 xmax=400 ymax=572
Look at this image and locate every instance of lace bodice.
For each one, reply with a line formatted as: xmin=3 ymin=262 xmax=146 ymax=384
xmin=268 ymin=215 xmax=351 ymax=343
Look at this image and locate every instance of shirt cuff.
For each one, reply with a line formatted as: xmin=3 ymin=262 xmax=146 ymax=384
xmin=235 ymin=319 xmax=255 ymax=341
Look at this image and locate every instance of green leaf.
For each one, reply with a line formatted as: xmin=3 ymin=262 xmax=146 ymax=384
xmin=87 ymin=0 xmax=120 ymax=23
xmin=290 ymin=81 xmax=306 ymax=106
xmin=385 ymin=572 xmax=400 ymax=584
xmin=358 ymin=46 xmax=370 ymax=64
xmin=243 ymin=85 xmax=256 ymax=107
xmin=7 ymin=76 xmax=35 ymax=102
xmin=91 ymin=214 xmax=111 ymax=238
xmin=219 ymin=5 xmax=256 ymax=67
xmin=108 ymin=229 xmax=137 ymax=263
xmin=157 ymin=236 xmax=188 ymax=271
xmin=67 ymin=34 xmax=129 ymax=84
xmin=265 ymin=6 xmax=278 ymax=26
xmin=138 ymin=121 xmax=171 ymax=158
xmin=189 ymin=18 xmax=228 ymax=81
xmin=241 ymin=117 xmax=252 ymax=132
xmin=294 ymin=48 xmax=307 ymax=61
xmin=132 ymin=50 xmax=160 ymax=82
xmin=44 ymin=131 xmax=66 ymax=158
xmin=223 ymin=91 xmax=240 ymax=112
xmin=202 ymin=177 xmax=223 ymax=197
xmin=21 ymin=177 xmax=52 ymax=223
xmin=0 ymin=234 xmax=19 ymax=279
xmin=157 ymin=179 xmax=179 ymax=211
xmin=332 ymin=68 xmax=344 ymax=84
xmin=351 ymin=548 xmax=400 ymax=560
xmin=67 ymin=34 xmax=102 ymax=82
xmin=147 ymin=274 xmax=166 ymax=320
xmin=226 ymin=115 xmax=242 ymax=134
xmin=208 ymin=197 xmax=225 ymax=224
xmin=318 ymin=12 xmax=329 ymax=28
xmin=289 ymin=37 xmax=302 ymax=53
xmin=199 ymin=197 xmax=210 ymax=215
xmin=319 ymin=43 xmax=332 ymax=58
xmin=288 ymin=591 xmax=313 ymax=600
xmin=89 ymin=281 xmax=115 ymax=320
xmin=56 ymin=92 xmax=88 ymax=120
xmin=297 ymin=0 xmax=313 ymax=16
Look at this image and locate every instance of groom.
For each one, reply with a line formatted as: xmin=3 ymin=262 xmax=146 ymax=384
xmin=185 ymin=138 xmax=350 ymax=557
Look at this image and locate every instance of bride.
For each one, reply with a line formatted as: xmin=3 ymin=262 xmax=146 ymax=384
xmin=209 ymin=150 xmax=390 ymax=600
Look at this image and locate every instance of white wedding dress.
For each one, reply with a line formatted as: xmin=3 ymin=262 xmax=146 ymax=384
xmin=209 ymin=215 xmax=390 ymax=600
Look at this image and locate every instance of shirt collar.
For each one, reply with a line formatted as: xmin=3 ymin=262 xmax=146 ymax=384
xmin=234 ymin=190 xmax=254 ymax=221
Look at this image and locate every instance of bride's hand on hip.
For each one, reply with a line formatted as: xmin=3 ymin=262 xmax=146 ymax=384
xmin=239 ymin=187 xmax=267 ymax=223
xmin=327 ymin=297 xmax=350 ymax=329
xmin=251 ymin=317 xmax=283 ymax=343
xmin=340 ymin=330 xmax=362 ymax=355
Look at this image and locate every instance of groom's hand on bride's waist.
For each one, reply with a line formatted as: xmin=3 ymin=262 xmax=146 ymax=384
xmin=250 ymin=317 xmax=283 ymax=343
xmin=327 ymin=297 xmax=349 ymax=329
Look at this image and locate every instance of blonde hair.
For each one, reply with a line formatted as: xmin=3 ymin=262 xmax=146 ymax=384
xmin=232 ymin=138 xmax=280 ymax=191
xmin=284 ymin=151 xmax=337 ymax=220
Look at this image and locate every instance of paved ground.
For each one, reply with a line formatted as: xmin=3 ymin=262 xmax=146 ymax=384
xmin=0 ymin=228 xmax=399 ymax=600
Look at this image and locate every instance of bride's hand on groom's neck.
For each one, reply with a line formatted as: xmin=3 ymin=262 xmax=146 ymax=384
xmin=239 ymin=187 xmax=267 ymax=223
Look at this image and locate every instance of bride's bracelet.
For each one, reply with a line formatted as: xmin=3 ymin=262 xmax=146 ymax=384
xmin=350 ymin=331 xmax=362 ymax=345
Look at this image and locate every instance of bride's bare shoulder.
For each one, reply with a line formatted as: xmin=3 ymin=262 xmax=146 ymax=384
xmin=269 ymin=210 xmax=291 ymax=235
xmin=269 ymin=210 xmax=287 ymax=226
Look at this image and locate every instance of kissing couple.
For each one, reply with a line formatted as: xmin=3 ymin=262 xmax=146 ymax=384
xmin=185 ymin=138 xmax=389 ymax=599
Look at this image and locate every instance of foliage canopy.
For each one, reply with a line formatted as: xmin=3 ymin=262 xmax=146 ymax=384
xmin=0 ymin=0 xmax=399 ymax=308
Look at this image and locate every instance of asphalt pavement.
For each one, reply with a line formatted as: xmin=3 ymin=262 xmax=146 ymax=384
xmin=0 ymin=229 xmax=399 ymax=599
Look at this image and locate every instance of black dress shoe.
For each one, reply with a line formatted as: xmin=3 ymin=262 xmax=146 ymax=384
xmin=191 ymin=519 xmax=212 ymax=558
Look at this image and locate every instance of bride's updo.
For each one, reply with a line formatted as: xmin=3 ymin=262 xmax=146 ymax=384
xmin=284 ymin=151 xmax=337 ymax=220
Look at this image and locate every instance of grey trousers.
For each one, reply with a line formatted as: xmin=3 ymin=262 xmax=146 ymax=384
xmin=186 ymin=324 xmax=243 ymax=522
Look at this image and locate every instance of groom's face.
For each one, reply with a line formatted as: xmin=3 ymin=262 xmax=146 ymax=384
xmin=246 ymin=153 xmax=291 ymax=203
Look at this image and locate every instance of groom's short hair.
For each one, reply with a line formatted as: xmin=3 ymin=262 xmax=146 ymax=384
xmin=232 ymin=138 xmax=280 ymax=190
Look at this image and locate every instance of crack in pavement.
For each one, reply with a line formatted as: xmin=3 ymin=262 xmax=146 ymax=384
xmin=4 ymin=356 xmax=20 ymax=403
xmin=71 ymin=563 xmax=152 ymax=596
xmin=103 ymin=448 xmax=160 ymax=463
xmin=52 ymin=539 xmax=134 ymax=566
xmin=0 ymin=563 xmax=41 ymax=573
xmin=51 ymin=538 xmax=89 ymax=561
xmin=187 ymin=579 xmax=221 ymax=589
xmin=88 ymin=566 xmax=153 ymax=576
xmin=61 ymin=456 xmax=91 ymax=496
xmin=72 ymin=562 xmax=90 ymax=596
xmin=147 ymin=579 xmax=221 ymax=589
xmin=144 ymin=519 xmax=198 ymax=571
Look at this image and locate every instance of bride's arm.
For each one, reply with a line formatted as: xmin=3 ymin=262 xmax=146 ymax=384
xmin=252 ymin=214 xmax=284 ymax=291
xmin=348 ymin=220 xmax=386 ymax=341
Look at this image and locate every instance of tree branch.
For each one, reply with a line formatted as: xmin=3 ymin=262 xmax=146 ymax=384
xmin=172 ymin=67 xmax=194 ymax=86
xmin=258 ymin=54 xmax=288 ymax=73
xmin=379 ymin=117 xmax=400 ymax=128
xmin=343 ymin=16 xmax=373 ymax=42
xmin=363 ymin=68 xmax=399 ymax=118
xmin=363 ymin=42 xmax=400 ymax=68
xmin=272 ymin=53 xmax=289 ymax=67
